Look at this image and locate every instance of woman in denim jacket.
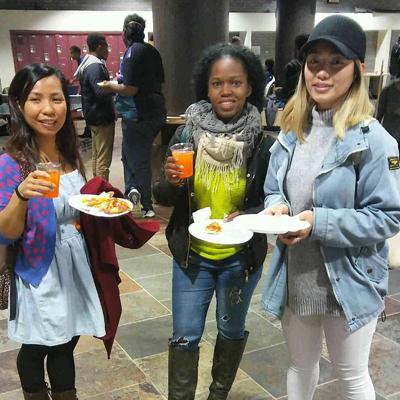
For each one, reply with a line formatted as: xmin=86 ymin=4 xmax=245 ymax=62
xmin=261 ymin=16 xmax=400 ymax=399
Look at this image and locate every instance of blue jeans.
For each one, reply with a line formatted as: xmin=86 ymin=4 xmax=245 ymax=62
xmin=121 ymin=115 xmax=165 ymax=210
xmin=170 ymin=252 xmax=262 ymax=351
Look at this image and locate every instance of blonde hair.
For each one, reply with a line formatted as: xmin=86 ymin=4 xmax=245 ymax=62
xmin=280 ymin=60 xmax=374 ymax=141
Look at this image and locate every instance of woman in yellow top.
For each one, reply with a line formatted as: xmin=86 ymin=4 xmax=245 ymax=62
xmin=156 ymin=43 xmax=270 ymax=399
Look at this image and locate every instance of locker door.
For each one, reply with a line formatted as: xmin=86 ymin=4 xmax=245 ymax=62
xmin=11 ymin=33 xmax=30 ymax=71
xmin=105 ymin=34 xmax=121 ymax=79
xmin=42 ymin=34 xmax=57 ymax=67
xmin=55 ymin=34 xmax=72 ymax=80
xmin=27 ymin=34 xmax=44 ymax=64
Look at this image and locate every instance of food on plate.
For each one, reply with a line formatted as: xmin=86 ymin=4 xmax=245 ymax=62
xmin=205 ymin=221 xmax=222 ymax=234
xmin=81 ymin=191 xmax=132 ymax=214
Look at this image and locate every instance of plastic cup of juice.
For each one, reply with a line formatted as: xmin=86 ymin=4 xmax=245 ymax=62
xmin=170 ymin=143 xmax=194 ymax=178
xmin=35 ymin=162 xmax=61 ymax=198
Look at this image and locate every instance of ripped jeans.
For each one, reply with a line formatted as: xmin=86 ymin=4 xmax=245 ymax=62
xmin=170 ymin=252 xmax=262 ymax=351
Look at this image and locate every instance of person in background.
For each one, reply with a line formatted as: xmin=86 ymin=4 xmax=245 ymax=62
xmin=389 ymin=36 xmax=400 ymax=80
xmin=264 ymin=58 xmax=275 ymax=84
xmin=74 ymin=32 xmax=115 ymax=180
xmin=377 ymin=79 xmax=400 ymax=150
xmin=0 ymin=63 xmax=105 ymax=400
xmin=156 ymin=43 xmax=269 ymax=400
xmin=114 ymin=35 xmax=139 ymax=205
xmin=102 ymin=13 xmax=166 ymax=218
xmin=276 ymin=33 xmax=309 ymax=104
xmin=69 ymin=45 xmax=91 ymax=139
xmin=262 ymin=15 xmax=400 ymax=399
xmin=148 ymin=32 xmax=155 ymax=47
xmin=230 ymin=35 xmax=242 ymax=47
xmin=69 ymin=46 xmax=83 ymax=68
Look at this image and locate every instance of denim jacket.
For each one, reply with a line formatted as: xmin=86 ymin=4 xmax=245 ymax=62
xmin=261 ymin=120 xmax=400 ymax=331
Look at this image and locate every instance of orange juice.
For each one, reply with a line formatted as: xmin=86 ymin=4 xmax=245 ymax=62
xmin=44 ymin=170 xmax=60 ymax=198
xmin=172 ymin=150 xmax=194 ymax=178
xmin=36 ymin=162 xmax=61 ymax=198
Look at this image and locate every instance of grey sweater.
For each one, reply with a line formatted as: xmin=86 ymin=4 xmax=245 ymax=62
xmin=285 ymin=108 xmax=342 ymax=316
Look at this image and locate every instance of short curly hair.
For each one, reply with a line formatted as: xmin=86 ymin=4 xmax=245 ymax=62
xmin=193 ymin=43 xmax=266 ymax=111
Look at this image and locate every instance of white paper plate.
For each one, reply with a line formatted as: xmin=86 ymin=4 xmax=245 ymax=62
xmin=69 ymin=194 xmax=133 ymax=218
xmin=188 ymin=219 xmax=253 ymax=245
xmin=232 ymin=214 xmax=310 ymax=235
xmin=97 ymin=80 xmax=117 ymax=86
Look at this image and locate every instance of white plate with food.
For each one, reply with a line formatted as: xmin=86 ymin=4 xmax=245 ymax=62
xmin=188 ymin=219 xmax=253 ymax=245
xmin=232 ymin=214 xmax=310 ymax=235
xmin=69 ymin=192 xmax=133 ymax=217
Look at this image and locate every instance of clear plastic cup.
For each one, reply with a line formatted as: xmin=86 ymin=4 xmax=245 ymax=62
xmin=170 ymin=143 xmax=194 ymax=178
xmin=35 ymin=162 xmax=61 ymax=198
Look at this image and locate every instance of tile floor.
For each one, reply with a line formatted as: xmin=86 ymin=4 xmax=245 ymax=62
xmin=1 ymin=121 xmax=400 ymax=399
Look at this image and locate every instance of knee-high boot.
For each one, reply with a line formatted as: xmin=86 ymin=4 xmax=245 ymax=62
xmin=22 ymin=389 xmax=51 ymax=400
xmin=207 ymin=331 xmax=249 ymax=400
xmin=168 ymin=345 xmax=199 ymax=400
xmin=51 ymin=389 xmax=78 ymax=399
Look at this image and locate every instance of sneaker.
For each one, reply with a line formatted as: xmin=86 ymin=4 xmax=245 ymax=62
xmin=127 ymin=188 xmax=141 ymax=207
xmin=142 ymin=209 xmax=155 ymax=218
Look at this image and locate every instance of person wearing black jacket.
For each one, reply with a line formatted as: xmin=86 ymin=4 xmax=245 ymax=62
xmin=155 ymin=43 xmax=271 ymax=400
xmin=102 ymin=14 xmax=166 ymax=217
xmin=75 ymin=33 xmax=115 ymax=180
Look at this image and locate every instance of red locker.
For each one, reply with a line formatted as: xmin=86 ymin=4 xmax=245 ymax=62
xmin=10 ymin=31 xmax=122 ymax=82
xmin=11 ymin=33 xmax=30 ymax=71
xmin=42 ymin=34 xmax=57 ymax=67
xmin=55 ymin=34 xmax=73 ymax=80
xmin=105 ymin=34 xmax=121 ymax=79
xmin=27 ymin=34 xmax=44 ymax=64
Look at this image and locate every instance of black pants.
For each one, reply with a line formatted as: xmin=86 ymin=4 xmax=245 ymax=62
xmin=17 ymin=336 xmax=79 ymax=393
xmin=121 ymin=115 xmax=165 ymax=211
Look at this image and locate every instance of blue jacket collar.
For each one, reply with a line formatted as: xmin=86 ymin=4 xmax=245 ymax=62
xmin=278 ymin=120 xmax=372 ymax=167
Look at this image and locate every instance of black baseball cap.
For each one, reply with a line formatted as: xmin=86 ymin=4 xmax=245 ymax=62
xmin=301 ymin=15 xmax=366 ymax=62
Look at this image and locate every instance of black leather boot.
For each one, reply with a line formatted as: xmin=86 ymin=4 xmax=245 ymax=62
xmin=22 ymin=388 xmax=51 ymax=400
xmin=168 ymin=345 xmax=199 ymax=400
xmin=51 ymin=389 xmax=78 ymax=399
xmin=207 ymin=331 xmax=249 ymax=400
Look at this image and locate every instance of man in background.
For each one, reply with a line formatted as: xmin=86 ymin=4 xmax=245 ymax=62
xmin=230 ymin=36 xmax=242 ymax=46
xmin=277 ymin=34 xmax=309 ymax=104
xmin=389 ymin=36 xmax=400 ymax=80
xmin=377 ymin=79 xmax=400 ymax=150
xmin=70 ymin=45 xmax=83 ymax=67
xmin=70 ymin=45 xmax=91 ymax=138
xmin=102 ymin=14 xmax=166 ymax=218
xmin=75 ymin=33 xmax=116 ymax=180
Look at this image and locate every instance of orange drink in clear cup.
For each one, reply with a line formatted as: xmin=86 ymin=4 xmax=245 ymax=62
xmin=36 ymin=162 xmax=61 ymax=198
xmin=170 ymin=143 xmax=194 ymax=178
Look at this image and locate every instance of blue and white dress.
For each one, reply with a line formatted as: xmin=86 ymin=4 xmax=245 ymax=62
xmin=9 ymin=170 xmax=105 ymax=346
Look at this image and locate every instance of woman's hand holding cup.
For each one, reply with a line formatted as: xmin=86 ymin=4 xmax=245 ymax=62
xmin=17 ymin=170 xmax=56 ymax=200
xmin=165 ymin=156 xmax=184 ymax=186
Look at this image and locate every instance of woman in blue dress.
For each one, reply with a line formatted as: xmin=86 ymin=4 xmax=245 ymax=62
xmin=0 ymin=64 xmax=105 ymax=400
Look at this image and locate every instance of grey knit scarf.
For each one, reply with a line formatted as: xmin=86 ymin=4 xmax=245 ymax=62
xmin=185 ymin=100 xmax=261 ymax=158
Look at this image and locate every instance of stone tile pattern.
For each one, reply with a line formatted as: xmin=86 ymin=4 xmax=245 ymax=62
xmin=1 ymin=124 xmax=400 ymax=399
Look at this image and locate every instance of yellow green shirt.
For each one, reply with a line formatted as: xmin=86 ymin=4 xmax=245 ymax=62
xmin=191 ymin=166 xmax=246 ymax=260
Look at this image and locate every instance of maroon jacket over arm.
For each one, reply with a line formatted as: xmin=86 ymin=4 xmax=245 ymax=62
xmin=80 ymin=177 xmax=159 ymax=357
